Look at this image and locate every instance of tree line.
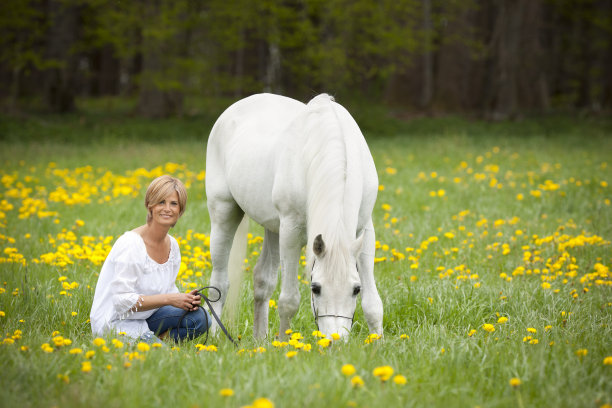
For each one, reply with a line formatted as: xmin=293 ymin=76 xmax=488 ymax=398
xmin=1 ymin=0 xmax=611 ymax=118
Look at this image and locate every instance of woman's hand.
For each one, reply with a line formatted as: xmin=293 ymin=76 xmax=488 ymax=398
xmin=168 ymin=291 xmax=201 ymax=312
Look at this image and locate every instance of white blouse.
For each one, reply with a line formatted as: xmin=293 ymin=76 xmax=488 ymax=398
xmin=90 ymin=231 xmax=181 ymax=339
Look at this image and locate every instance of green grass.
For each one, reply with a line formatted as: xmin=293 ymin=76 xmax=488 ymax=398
xmin=0 ymin=110 xmax=611 ymax=408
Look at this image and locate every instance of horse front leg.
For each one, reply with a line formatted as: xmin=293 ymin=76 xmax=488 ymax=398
xmin=208 ymin=199 xmax=244 ymax=335
xmin=357 ymin=220 xmax=384 ymax=335
xmin=277 ymin=217 xmax=304 ymax=339
xmin=253 ymin=229 xmax=280 ymax=339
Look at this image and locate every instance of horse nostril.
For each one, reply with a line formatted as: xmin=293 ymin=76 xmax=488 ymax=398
xmin=352 ymin=285 xmax=361 ymax=296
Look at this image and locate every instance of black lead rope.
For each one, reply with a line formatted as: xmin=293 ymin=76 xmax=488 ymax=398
xmin=177 ymin=286 xmax=239 ymax=347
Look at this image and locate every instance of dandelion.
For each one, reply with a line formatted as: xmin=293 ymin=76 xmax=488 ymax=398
xmin=482 ymin=324 xmax=495 ymax=333
xmin=400 ymin=334 xmax=409 ymax=339
xmin=575 ymin=349 xmax=588 ymax=357
xmin=317 ymin=338 xmax=331 ymax=348
xmin=85 ymin=350 xmax=95 ymax=359
xmin=137 ymin=342 xmax=150 ymax=352
xmin=81 ymin=361 xmax=92 ymax=373
xmin=331 ymin=333 xmax=340 ymax=341
xmin=219 ymin=388 xmax=234 ymax=397
xmin=468 ymin=329 xmax=477 ymax=337
xmin=341 ymin=364 xmax=356 ymax=376
xmin=373 ymin=366 xmax=394 ymax=382
xmin=285 ymin=351 xmax=298 ymax=358
xmin=497 ymin=316 xmax=508 ymax=324
xmin=526 ymin=328 xmax=537 ymax=334
xmin=69 ymin=348 xmax=83 ymax=354
xmin=393 ymin=375 xmax=407 ymax=385
xmin=92 ymin=337 xmax=106 ymax=347
xmin=57 ymin=374 xmax=70 ymax=384
xmin=541 ymin=282 xmax=551 ymax=289
xmin=603 ymin=356 xmax=612 ymax=365
xmin=252 ymin=397 xmax=274 ymax=408
xmin=351 ymin=376 xmax=365 ymax=387
xmin=509 ymin=377 xmax=522 ymax=387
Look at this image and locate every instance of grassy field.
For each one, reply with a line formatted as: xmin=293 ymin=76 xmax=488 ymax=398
xmin=0 ymin=108 xmax=611 ymax=408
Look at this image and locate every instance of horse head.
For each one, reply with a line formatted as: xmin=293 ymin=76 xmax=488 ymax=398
xmin=309 ymin=233 xmax=363 ymax=339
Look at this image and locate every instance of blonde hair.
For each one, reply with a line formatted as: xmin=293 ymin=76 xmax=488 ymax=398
xmin=145 ymin=175 xmax=187 ymax=225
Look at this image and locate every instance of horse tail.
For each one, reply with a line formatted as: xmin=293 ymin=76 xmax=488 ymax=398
xmin=224 ymin=215 xmax=248 ymax=329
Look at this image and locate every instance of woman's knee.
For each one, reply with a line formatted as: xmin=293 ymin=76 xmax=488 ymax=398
xmin=186 ymin=308 xmax=210 ymax=336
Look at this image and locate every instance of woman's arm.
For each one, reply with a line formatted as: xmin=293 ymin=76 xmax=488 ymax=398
xmin=131 ymin=289 xmax=201 ymax=313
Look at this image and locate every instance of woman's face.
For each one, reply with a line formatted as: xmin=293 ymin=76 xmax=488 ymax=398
xmin=150 ymin=190 xmax=180 ymax=227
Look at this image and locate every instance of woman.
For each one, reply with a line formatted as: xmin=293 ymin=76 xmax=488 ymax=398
xmin=90 ymin=175 xmax=209 ymax=343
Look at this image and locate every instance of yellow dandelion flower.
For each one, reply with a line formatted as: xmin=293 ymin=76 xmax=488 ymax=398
xmin=285 ymin=351 xmax=298 ymax=358
xmin=351 ymin=376 xmax=365 ymax=387
xmin=393 ymin=375 xmax=407 ymax=385
xmin=331 ymin=333 xmax=340 ymax=341
xmin=497 ymin=316 xmax=508 ymax=324
xmin=509 ymin=377 xmax=522 ymax=387
xmin=317 ymin=338 xmax=331 ymax=348
xmin=373 ymin=365 xmax=394 ymax=382
xmin=482 ymin=324 xmax=495 ymax=333
xmin=69 ymin=348 xmax=83 ymax=354
xmin=219 ymin=388 xmax=234 ymax=397
xmin=92 ymin=337 xmax=106 ymax=347
xmin=526 ymin=328 xmax=537 ymax=334
xmin=81 ymin=361 xmax=92 ymax=373
xmin=603 ymin=356 xmax=612 ymax=365
xmin=85 ymin=350 xmax=95 ymax=359
xmin=252 ymin=397 xmax=274 ymax=408
xmin=136 ymin=342 xmax=150 ymax=352
xmin=341 ymin=364 xmax=356 ymax=376
xmin=575 ymin=349 xmax=588 ymax=357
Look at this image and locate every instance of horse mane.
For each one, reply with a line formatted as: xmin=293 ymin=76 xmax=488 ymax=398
xmin=302 ymin=94 xmax=352 ymax=283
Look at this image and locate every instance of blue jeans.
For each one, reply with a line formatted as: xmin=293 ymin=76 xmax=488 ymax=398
xmin=146 ymin=305 xmax=210 ymax=342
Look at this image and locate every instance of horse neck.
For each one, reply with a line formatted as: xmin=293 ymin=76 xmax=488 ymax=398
xmin=302 ymin=100 xmax=353 ymax=272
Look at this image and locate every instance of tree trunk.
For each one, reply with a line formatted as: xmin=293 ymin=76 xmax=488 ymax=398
xmin=44 ymin=0 xmax=80 ymax=113
xmin=420 ymin=0 xmax=434 ymax=109
xmin=487 ymin=0 xmax=523 ymax=120
xmin=137 ymin=1 xmax=182 ymax=118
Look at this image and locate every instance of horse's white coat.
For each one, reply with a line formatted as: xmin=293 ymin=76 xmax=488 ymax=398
xmin=205 ymin=93 xmax=383 ymax=339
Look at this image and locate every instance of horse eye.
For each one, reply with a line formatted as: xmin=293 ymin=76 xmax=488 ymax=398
xmin=311 ymin=283 xmax=321 ymax=296
xmin=353 ymin=285 xmax=361 ymax=296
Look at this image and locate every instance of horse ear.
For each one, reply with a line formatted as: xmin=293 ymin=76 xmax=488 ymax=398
xmin=313 ymin=234 xmax=326 ymax=257
xmin=351 ymin=231 xmax=365 ymax=257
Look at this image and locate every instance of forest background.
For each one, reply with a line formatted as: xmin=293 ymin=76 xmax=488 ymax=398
xmin=1 ymin=0 xmax=611 ymax=119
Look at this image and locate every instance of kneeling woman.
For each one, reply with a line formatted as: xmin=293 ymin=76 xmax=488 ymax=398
xmin=90 ymin=175 xmax=209 ymax=343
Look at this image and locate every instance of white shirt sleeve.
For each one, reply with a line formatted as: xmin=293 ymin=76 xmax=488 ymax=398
xmin=109 ymin=235 xmax=145 ymax=319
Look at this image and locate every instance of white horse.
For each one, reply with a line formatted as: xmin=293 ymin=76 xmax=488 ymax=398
xmin=205 ymin=93 xmax=383 ymax=339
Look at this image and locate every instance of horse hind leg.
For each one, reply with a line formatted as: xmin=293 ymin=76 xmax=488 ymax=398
xmin=252 ymin=229 xmax=280 ymax=339
xmin=208 ymin=198 xmax=245 ymax=334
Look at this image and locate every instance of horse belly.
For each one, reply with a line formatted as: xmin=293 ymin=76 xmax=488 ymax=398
xmin=225 ymin=142 xmax=282 ymax=232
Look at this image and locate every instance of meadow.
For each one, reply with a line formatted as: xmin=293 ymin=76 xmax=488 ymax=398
xmin=0 ymin=107 xmax=611 ymax=408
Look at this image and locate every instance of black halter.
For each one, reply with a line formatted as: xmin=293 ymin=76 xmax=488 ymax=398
xmin=310 ymin=259 xmax=356 ymax=331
